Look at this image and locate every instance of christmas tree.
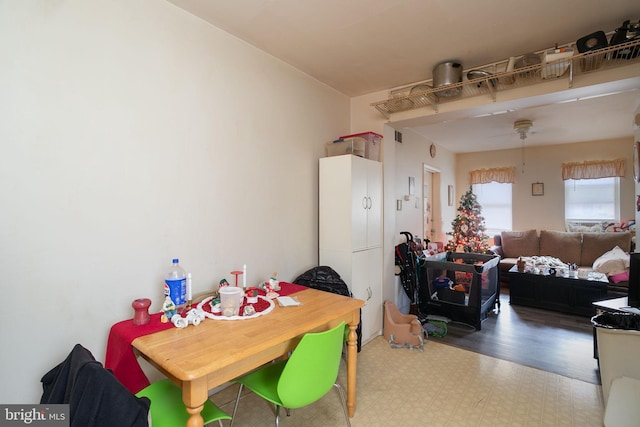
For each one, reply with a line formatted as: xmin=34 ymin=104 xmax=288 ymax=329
xmin=445 ymin=186 xmax=491 ymax=253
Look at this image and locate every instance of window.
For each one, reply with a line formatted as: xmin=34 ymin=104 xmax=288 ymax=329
xmin=564 ymin=177 xmax=619 ymax=222
xmin=474 ymin=182 xmax=512 ymax=236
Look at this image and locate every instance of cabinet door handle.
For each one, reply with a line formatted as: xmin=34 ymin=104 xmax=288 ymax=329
xmin=367 ymin=196 xmax=372 ymax=209
xmin=362 ymin=196 xmax=368 ymax=209
xmin=367 ymin=287 xmax=372 ymax=301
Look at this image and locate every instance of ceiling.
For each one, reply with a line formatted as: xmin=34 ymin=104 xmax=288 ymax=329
xmin=167 ymin=0 xmax=640 ymax=152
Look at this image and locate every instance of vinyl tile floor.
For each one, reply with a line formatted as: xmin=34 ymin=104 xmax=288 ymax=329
xmin=209 ymin=336 xmax=604 ymax=427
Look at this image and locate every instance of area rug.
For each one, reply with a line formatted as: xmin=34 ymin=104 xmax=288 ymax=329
xmin=215 ymin=336 xmax=604 ymax=426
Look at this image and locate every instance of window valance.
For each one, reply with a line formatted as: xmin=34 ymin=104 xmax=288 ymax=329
xmin=469 ymin=167 xmax=515 ymax=184
xmin=561 ymin=158 xmax=626 ymax=180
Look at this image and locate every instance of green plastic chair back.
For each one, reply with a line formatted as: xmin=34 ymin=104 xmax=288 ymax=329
xmin=232 ymin=322 xmax=349 ymax=426
xmin=136 ymin=379 xmax=231 ymax=427
xmin=277 ymin=321 xmax=346 ymax=408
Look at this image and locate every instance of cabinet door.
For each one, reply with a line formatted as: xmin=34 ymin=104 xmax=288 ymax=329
xmin=352 ymin=247 xmax=383 ymax=343
xmin=351 ymin=157 xmax=369 ymax=251
xmin=366 ymin=160 xmax=382 ymax=249
xmin=319 ymin=155 xmax=354 ymax=253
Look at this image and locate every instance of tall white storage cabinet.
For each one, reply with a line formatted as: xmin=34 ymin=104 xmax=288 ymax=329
xmin=319 ymin=155 xmax=383 ymax=344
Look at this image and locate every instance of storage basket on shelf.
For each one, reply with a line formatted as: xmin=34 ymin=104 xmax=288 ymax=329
xmin=325 ymin=137 xmax=366 ymax=158
xmin=339 ymin=132 xmax=382 ymax=161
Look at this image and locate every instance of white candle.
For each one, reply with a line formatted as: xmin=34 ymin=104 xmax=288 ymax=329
xmin=186 ymin=273 xmax=193 ymax=301
xmin=243 ymin=264 xmax=247 ymax=288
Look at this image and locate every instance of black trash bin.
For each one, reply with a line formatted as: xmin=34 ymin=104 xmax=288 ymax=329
xmin=591 ymin=312 xmax=640 ymax=330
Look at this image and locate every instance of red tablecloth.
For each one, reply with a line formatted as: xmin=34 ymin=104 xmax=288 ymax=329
xmin=105 ymin=312 xmax=173 ymax=393
xmin=105 ymin=282 xmax=308 ymax=393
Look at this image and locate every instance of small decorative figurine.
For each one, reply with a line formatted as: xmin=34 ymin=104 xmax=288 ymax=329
xmin=265 ymin=280 xmax=279 ymax=299
xmin=247 ymin=289 xmax=259 ymax=304
xmin=184 ymin=308 xmax=206 ymax=326
xmin=209 ymin=290 xmax=222 ymax=313
xmin=517 ymin=257 xmax=526 ymax=272
xmin=264 ymin=274 xmax=279 ymax=292
xmin=171 ymin=314 xmax=188 ymax=328
xmin=268 ymin=272 xmax=281 ymax=291
xmin=259 ymin=273 xmax=280 ymax=299
xmin=569 ymin=263 xmax=578 ymax=278
xmin=211 ymin=290 xmax=221 ymax=305
xmin=161 ymin=296 xmax=177 ymax=321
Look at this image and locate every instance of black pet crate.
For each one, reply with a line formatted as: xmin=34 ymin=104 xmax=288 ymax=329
xmin=419 ymin=252 xmax=500 ymax=330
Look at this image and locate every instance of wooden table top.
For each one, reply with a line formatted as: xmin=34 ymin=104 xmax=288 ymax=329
xmin=132 ymin=288 xmax=364 ymax=386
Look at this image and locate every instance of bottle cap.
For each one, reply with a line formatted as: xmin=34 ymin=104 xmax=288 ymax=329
xmin=173 ymin=258 xmax=179 ymax=263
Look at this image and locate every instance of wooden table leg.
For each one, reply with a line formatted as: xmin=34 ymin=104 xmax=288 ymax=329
xmin=186 ymin=406 xmax=204 ymax=427
xmin=183 ymin=379 xmax=207 ymax=427
xmin=346 ymin=321 xmax=358 ymax=417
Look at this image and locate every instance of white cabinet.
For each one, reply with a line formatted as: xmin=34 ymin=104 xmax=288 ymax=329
xmin=319 ymin=155 xmax=382 ymax=252
xmin=319 ymin=155 xmax=383 ymax=344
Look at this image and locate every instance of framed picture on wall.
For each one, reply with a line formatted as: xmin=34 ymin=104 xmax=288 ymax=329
xmin=532 ymin=182 xmax=544 ymax=196
xmin=633 ymin=141 xmax=640 ymax=183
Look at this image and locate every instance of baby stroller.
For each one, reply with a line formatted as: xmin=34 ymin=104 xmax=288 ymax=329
xmin=395 ymin=231 xmax=420 ymax=308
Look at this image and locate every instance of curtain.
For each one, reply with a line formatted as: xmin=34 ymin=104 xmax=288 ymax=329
xmin=469 ymin=166 xmax=515 ymax=184
xmin=561 ymin=158 xmax=626 ymax=180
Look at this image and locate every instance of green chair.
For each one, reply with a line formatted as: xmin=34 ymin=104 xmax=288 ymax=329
xmin=136 ymin=379 xmax=231 ymax=427
xmin=230 ymin=321 xmax=350 ymax=427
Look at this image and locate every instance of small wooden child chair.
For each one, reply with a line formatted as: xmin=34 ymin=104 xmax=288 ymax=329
xmin=383 ymin=300 xmax=425 ymax=350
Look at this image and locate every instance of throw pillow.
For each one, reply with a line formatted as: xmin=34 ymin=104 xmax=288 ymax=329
xmin=539 ymin=230 xmax=582 ymax=265
xmin=582 ymin=232 xmax=632 ymax=266
xmin=501 ymin=230 xmax=539 ymax=258
xmin=592 ymin=246 xmax=629 ymax=276
xmin=609 ymin=271 xmax=629 ymax=284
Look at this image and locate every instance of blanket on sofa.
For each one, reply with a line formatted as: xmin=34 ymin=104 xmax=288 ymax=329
xmin=593 ymin=246 xmax=630 ymax=279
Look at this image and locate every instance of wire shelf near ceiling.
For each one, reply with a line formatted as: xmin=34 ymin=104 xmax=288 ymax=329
xmin=371 ymin=38 xmax=640 ymax=118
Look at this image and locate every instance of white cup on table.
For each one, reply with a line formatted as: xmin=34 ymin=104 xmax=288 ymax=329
xmin=219 ymin=287 xmax=244 ymax=316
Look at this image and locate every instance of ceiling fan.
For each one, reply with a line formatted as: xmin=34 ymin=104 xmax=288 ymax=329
xmin=514 ymin=119 xmax=533 ymax=140
xmin=513 ymin=119 xmax=534 ymax=173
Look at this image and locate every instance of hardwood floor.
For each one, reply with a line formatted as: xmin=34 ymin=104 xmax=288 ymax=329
xmin=422 ymin=288 xmax=601 ymax=384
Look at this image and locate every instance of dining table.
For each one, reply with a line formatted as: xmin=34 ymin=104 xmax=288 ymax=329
xmin=127 ymin=284 xmax=364 ymax=427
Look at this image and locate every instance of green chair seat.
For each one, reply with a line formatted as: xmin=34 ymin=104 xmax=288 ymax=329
xmin=136 ymin=379 xmax=231 ymax=427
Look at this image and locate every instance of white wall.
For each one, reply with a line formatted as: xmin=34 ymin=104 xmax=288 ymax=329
xmin=0 ymin=0 xmax=350 ymax=403
xmin=350 ymin=92 xmax=387 ymax=140
xmin=392 ymin=131 xmax=457 ymax=243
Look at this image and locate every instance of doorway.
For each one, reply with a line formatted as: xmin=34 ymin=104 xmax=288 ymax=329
xmin=423 ymin=165 xmax=442 ymax=245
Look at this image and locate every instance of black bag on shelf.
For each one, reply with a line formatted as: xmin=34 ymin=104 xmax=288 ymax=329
xmin=609 ymin=20 xmax=640 ymax=59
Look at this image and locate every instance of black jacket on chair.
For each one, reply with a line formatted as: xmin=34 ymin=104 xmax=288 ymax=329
xmin=294 ymin=265 xmax=362 ymax=351
xmin=41 ymin=344 xmax=150 ymax=427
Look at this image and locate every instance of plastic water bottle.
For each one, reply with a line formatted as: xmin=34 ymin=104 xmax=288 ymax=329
xmin=164 ymin=259 xmax=187 ymax=307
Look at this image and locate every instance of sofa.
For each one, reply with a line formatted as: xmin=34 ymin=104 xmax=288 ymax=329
xmin=491 ymin=229 xmax=632 ymax=297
